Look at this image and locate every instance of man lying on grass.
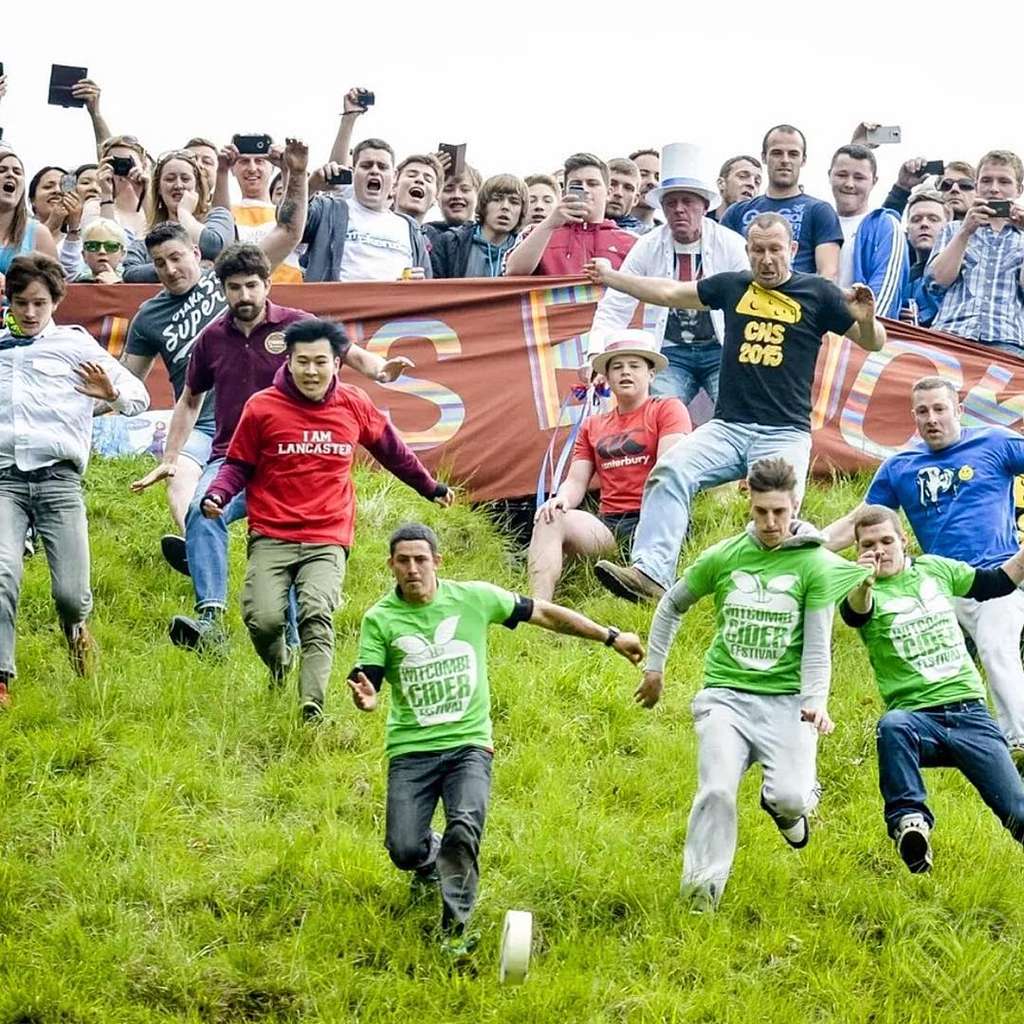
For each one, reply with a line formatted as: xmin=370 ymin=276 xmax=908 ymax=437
xmin=839 ymin=505 xmax=1024 ymax=873
xmin=635 ymin=457 xmax=868 ymax=911
xmin=347 ymin=522 xmax=644 ymax=959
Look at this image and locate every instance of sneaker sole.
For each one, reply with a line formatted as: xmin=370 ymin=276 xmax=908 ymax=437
xmin=898 ymin=830 xmax=932 ymax=873
xmin=169 ymin=616 xmax=201 ymax=650
xmin=161 ymin=535 xmax=191 ymax=578
xmin=594 ymin=563 xmax=643 ymax=604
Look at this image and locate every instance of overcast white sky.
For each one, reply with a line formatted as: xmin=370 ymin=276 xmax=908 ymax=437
xmin=4 ymin=1 xmax=1024 ymax=207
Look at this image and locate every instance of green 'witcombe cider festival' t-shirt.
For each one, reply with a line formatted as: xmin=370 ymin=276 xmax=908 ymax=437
xmin=683 ymin=533 xmax=869 ymax=694
xmin=856 ymin=555 xmax=984 ymax=711
xmin=357 ymin=579 xmax=517 ymax=759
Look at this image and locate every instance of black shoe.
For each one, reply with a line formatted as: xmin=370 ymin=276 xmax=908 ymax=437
xmin=169 ymin=611 xmax=227 ymax=656
xmin=895 ymin=814 xmax=933 ymax=873
xmin=300 ymin=699 xmax=323 ymax=723
xmin=760 ymin=789 xmax=809 ymax=849
xmin=161 ymin=534 xmax=191 ymax=577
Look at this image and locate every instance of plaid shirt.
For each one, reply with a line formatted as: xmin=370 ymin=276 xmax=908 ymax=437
xmin=925 ymin=220 xmax=1024 ymax=345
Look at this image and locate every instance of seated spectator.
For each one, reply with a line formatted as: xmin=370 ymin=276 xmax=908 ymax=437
xmin=528 ymin=330 xmax=691 ymax=601
xmin=525 ymin=174 xmax=559 ymax=225
xmin=185 ymin=137 xmax=219 ymax=200
xmin=721 ymin=124 xmax=843 ymax=279
xmin=902 ymin=190 xmax=949 ymax=327
xmin=70 ymin=218 xmax=127 ymax=283
xmin=628 ymin=148 xmax=661 ymax=234
xmin=394 ymin=154 xmax=444 ymax=227
xmin=926 ymin=151 xmax=1024 ymax=355
xmin=92 ymin=135 xmax=150 ymax=241
xmin=827 ymin=144 xmax=908 ymax=319
xmin=302 ymin=139 xmax=431 ymax=282
xmin=606 ymin=158 xmax=644 ymax=232
xmin=0 ymin=150 xmax=59 ymax=271
xmin=504 ymin=153 xmax=637 ymax=276
xmin=430 ymin=174 xmax=527 ymax=278
xmin=0 ymin=253 xmax=150 ymax=707
xmin=709 ymin=155 xmax=763 ymax=222
xmin=884 ymin=159 xmax=976 ymax=222
xmin=122 ymin=150 xmax=235 ymax=283
xmin=426 ymin=164 xmax=482 ymax=241
xmin=589 ymin=144 xmax=748 ymax=405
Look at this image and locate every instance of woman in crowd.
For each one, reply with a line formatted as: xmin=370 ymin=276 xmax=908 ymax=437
xmin=90 ymin=135 xmax=151 ymax=241
xmin=0 ymin=150 xmax=58 ymax=273
xmin=122 ymin=149 xmax=234 ymax=282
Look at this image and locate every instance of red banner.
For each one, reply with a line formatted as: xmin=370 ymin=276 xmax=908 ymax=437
xmin=58 ymin=280 xmax=1024 ymax=501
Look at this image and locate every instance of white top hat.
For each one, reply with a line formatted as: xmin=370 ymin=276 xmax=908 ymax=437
xmin=645 ymin=143 xmax=721 ymax=212
xmin=591 ymin=329 xmax=668 ymax=376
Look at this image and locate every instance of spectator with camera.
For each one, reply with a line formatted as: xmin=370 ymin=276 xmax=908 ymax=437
xmin=122 ymin=149 xmax=235 ymax=282
xmin=0 ymin=150 xmax=59 ymax=271
xmin=883 ymin=159 xmax=976 ymax=222
xmin=92 ymin=136 xmax=150 ymax=241
xmin=721 ymin=125 xmax=843 ymax=279
xmin=827 ymin=144 xmax=908 ymax=320
xmin=925 ymin=151 xmax=1024 ymax=354
xmin=588 ymin=144 xmax=748 ymax=405
xmin=303 ymin=139 xmax=432 ymax=282
xmin=503 ymin=153 xmax=637 ymax=276
xmin=430 ymin=174 xmax=528 ymax=278
xmin=709 ymin=156 xmax=763 ymax=222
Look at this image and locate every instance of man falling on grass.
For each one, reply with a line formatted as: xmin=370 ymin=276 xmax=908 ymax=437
xmin=635 ymin=457 xmax=868 ymax=910
xmin=347 ymin=522 xmax=644 ymax=957
xmin=839 ymin=505 xmax=1024 ymax=873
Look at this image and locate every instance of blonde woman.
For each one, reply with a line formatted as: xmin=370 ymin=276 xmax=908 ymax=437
xmin=122 ymin=150 xmax=234 ymax=282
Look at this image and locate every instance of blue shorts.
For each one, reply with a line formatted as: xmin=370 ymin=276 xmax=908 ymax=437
xmin=179 ymin=427 xmax=214 ymax=469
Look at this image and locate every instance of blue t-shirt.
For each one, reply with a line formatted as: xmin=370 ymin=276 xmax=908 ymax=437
xmin=866 ymin=426 xmax=1024 ymax=568
xmin=721 ymin=194 xmax=844 ymax=274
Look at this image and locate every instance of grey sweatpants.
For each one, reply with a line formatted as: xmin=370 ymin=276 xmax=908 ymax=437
xmin=683 ymin=687 xmax=819 ymax=905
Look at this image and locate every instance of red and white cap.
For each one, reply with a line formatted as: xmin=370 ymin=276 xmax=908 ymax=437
xmin=590 ymin=329 xmax=667 ymax=376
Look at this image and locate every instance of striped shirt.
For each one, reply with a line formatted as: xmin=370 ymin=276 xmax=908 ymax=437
xmin=926 ymin=220 xmax=1024 ymax=345
xmin=0 ymin=320 xmax=150 ymax=473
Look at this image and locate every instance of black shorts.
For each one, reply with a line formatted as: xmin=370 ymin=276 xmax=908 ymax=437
xmin=600 ymin=511 xmax=640 ymax=547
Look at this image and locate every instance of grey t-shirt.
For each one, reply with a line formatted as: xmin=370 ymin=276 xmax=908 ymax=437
xmin=124 ymin=268 xmax=225 ymax=434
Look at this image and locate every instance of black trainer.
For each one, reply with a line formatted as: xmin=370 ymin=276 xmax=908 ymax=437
xmin=161 ymin=534 xmax=190 ymax=577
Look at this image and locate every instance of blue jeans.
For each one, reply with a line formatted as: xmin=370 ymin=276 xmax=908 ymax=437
xmin=0 ymin=464 xmax=92 ymax=676
xmin=385 ymin=745 xmax=492 ymax=931
xmin=650 ymin=342 xmax=721 ymax=404
xmin=876 ymin=701 xmax=1024 ymax=841
xmin=629 ymin=419 xmax=813 ymax=589
xmin=185 ymin=458 xmax=298 ymax=643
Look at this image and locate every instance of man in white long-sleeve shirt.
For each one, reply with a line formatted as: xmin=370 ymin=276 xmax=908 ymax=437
xmin=0 ymin=254 xmax=150 ymax=706
xmin=634 ymin=457 xmax=868 ymax=910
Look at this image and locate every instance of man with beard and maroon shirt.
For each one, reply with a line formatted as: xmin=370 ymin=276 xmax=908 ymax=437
xmin=131 ymin=243 xmax=413 ymax=653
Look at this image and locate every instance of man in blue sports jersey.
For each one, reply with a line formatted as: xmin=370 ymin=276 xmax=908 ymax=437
xmin=826 ymin=376 xmax=1024 ymax=766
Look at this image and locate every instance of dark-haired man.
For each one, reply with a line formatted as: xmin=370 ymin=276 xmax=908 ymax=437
xmin=0 ymin=254 xmax=149 ymax=705
xmin=629 ymin=148 xmax=661 ymax=234
xmin=120 ymin=139 xmax=310 ymax=541
xmin=347 ymin=522 xmax=644 ymax=956
xmin=710 ymin=156 xmax=763 ymax=222
xmin=201 ymin=320 xmax=452 ymax=720
xmin=587 ymin=212 xmax=885 ymax=603
xmin=636 ymin=458 xmax=868 ymax=909
xmin=303 ymin=139 xmax=432 ymax=282
xmin=131 ymin=244 xmax=413 ymax=653
xmin=606 ymin=158 xmax=644 ymax=233
xmin=721 ymin=125 xmax=843 ymax=279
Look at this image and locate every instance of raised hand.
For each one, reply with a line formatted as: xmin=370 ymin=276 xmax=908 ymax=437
xmin=71 ymin=78 xmax=101 ymax=115
xmin=343 ymin=87 xmax=372 ymax=115
xmin=74 ymin=361 xmax=118 ymax=401
xmin=845 ymin=283 xmax=876 ymax=322
xmin=177 ymin=189 xmax=200 ymax=216
xmin=282 ymin=138 xmax=309 ymax=175
xmin=376 ymin=356 xmax=414 ymax=383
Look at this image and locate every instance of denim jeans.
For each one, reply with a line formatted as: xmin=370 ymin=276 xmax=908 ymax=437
xmin=630 ymin=419 xmax=813 ymax=589
xmin=650 ymin=342 xmax=722 ymax=405
xmin=385 ymin=745 xmax=492 ymax=931
xmin=185 ymin=458 xmax=298 ymax=643
xmin=876 ymin=700 xmax=1024 ymax=841
xmin=0 ymin=463 xmax=92 ymax=676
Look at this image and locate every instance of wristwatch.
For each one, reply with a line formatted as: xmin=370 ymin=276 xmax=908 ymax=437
xmin=604 ymin=626 xmax=621 ymax=647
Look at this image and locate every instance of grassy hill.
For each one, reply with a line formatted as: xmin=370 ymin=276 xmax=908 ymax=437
xmin=1 ymin=461 xmax=1022 ymax=1023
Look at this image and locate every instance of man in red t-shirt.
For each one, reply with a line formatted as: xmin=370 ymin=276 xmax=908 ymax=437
xmin=202 ymin=318 xmax=452 ymax=721
xmin=528 ymin=330 xmax=691 ymax=601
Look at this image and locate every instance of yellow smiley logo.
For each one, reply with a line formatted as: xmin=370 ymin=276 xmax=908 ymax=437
xmin=958 ymin=465 xmax=974 ymax=482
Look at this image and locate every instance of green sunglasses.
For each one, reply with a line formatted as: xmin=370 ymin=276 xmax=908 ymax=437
xmin=83 ymin=240 xmax=123 ymax=253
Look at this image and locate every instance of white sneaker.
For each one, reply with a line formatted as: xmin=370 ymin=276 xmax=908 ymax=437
xmin=894 ymin=814 xmax=932 ymax=873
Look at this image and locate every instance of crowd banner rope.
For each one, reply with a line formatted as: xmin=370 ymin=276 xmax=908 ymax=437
xmin=59 ymin=277 xmax=1024 ymax=503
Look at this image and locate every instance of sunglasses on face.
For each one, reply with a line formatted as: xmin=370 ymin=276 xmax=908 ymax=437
xmin=84 ymin=240 xmax=123 ymax=253
xmin=938 ymin=178 xmax=975 ymax=193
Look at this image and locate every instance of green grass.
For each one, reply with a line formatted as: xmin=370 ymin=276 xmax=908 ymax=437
xmin=1 ymin=461 xmax=1022 ymax=1022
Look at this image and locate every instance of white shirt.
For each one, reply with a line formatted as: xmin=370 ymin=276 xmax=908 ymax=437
xmin=838 ymin=212 xmax=869 ymax=289
xmin=339 ymin=199 xmax=413 ymax=282
xmin=0 ymin=320 xmax=150 ymax=473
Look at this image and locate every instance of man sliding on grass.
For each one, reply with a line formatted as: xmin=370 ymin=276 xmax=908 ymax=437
xmin=839 ymin=505 xmax=1024 ymax=873
xmin=347 ymin=522 xmax=644 ymax=958
xmin=635 ymin=457 xmax=868 ymax=910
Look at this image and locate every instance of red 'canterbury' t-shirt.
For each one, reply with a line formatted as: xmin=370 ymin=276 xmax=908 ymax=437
xmin=226 ymin=382 xmax=388 ymax=546
xmin=572 ymin=397 xmax=691 ymax=515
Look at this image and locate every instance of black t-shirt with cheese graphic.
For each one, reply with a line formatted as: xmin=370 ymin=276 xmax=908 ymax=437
xmin=696 ymin=271 xmax=854 ymax=430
